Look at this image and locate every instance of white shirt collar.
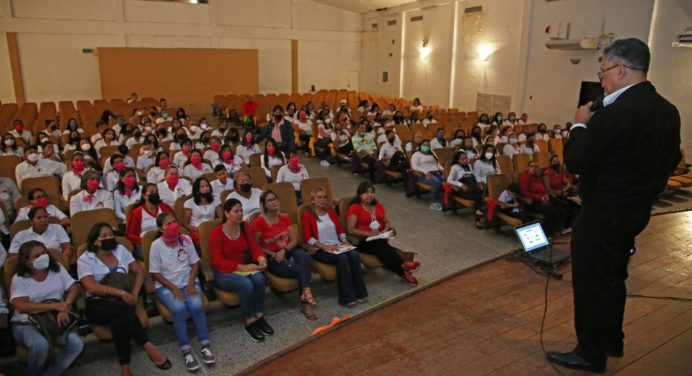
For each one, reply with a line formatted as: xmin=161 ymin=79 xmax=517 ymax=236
xmin=603 ymin=83 xmax=636 ymax=107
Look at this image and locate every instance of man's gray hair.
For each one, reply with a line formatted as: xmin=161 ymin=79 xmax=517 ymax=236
xmin=602 ymin=38 xmax=650 ymax=73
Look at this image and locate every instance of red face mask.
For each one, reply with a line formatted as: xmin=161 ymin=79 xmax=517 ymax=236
xmin=245 ymin=134 xmax=253 ymax=143
xmin=113 ymin=161 xmax=125 ymax=172
xmin=299 ymin=111 xmax=307 ymax=122
xmin=182 ymin=147 xmax=191 ymax=156
xmin=72 ymin=160 xmax=85 ymax=172
xmin=87 ymin=180 xmax=100 ymax=191
xmin=267 ymin=146 xmax=276 ymax=156
xmin=221 ymin=151 xmax=232 ymax=161
xmin=288 ymin=156 xmax=300 ymax=169
xmin=162 ymin=222 xmax=179 ymax=242
xmin=166 ymin=174 xmax=179 ymax=188
xmin=210 ymin=143 xmax=221 ymax=152
xmin=190 ymin=155 xmax=202 ymax=166
xmin=159 ymin=158 xmax=170 ymax=169
xmin=124 ymin=176 xmax=136 ymax=189
xmin=15 ymin=124 xmax=24 ymax=133
xmin=34 ymin=197 xmax=49 ymax=209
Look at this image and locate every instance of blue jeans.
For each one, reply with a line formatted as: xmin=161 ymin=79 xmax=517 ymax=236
xmin=418 ymin=171 xmax=443 ymax=203
xmin=12 ymin=323 xmax=84 ymax=376
xmin=312 ymin=249 xmax=368 ymax=305
xmin=155 ymin=282 xmax=209 ymax=351
xmin=213 ymin=271 xmax=266 ymax=320
xmin=267 ymin=248 xmax=313 ymax=291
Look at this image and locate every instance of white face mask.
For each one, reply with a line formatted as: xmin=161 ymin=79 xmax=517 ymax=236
xmin=32 ymin=253 xmax=50 ymax=270
xmin=4 ymin=139 xmax=14 ymax=146
xmin=200 ymin=123 xmax=208 ymax=129
xmin=325 ymin=119 xmax=332 ymax=124
xmin=81 ymin=144 xmax=91 ymax=151
xmin=485 ymin=152 xmax=494 ymax=160
xmin=28 ymin=153 xmax=40 ymax=162
xmin=142 ymin=150 xmax=152 ymax=157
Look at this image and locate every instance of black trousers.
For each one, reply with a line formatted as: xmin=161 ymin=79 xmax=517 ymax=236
xmin=455 ymin=189 xmax=484 ymax=211
xmin=570 ymin=204 xmax=650 ymax=366
xmin=85 ymin=298 xmax=150 ymax=365
xmin=351 ymin=154 xmax=377 ymax=182
xmin=357 ymin=239 xmax=404 ymax=276
xmin=315 ymin=138 xmax=332 ymax=160
xmin=525 ymin=201 xmax=563 ymax=236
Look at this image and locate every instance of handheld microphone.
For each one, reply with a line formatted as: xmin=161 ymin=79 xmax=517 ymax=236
xmin=590 ymin=95 xmax=604 ymax=111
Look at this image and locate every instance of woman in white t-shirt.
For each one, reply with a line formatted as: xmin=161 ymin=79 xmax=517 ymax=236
xmin=235 ymin=131 xmax=262 ymax=165
xmin=149 ymin=212 xmax=216 ymax=369
xmin=226 ymin=172 xmax=263 ymax=221
xmin=214 ymin=144 xmax=245 ymax=178
xmin=157 ymin=165 xmax=193 ymax=207
xmin=184 ymin=177 xmax=221 ymax=246
xmin=94 ymin=128 xmax=121 ymax=157
xmin=147 ymin=151 xmax=171 ymax=184
xmin=10 ymin=240 xmax=83 ymax=376
xmin=411 ymin=140 xmax=445 ymax=211
xmin=78 ymin=223 xmax=170 ymax=375
xmin=113 ymin=167 xmax=142 ymax=222
xmin=260 ymin=138 xmax=286 ymax=179
xmin=447 ymin=151 xmax=484 ymax=228
xmin=276 ymin=155 xmax=310 ymax=203
xmin=182 ymin=149 xmax=212 ymax=182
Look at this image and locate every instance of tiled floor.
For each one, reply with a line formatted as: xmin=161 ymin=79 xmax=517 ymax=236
xmin=247 ymin=211 xmax=692 ymax=376
xmin=1 ymin=154 xmax=689 ymax=376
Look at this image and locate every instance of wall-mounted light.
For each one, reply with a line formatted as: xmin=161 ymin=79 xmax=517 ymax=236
xmin=476 ymin=42 xmax=493 ymax=62
xmin=419 ymin=39 xmax=431 ymax=61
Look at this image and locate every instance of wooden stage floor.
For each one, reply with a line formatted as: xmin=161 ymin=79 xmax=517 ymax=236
xmin=246 ymin=211 xmax=692 ymax=375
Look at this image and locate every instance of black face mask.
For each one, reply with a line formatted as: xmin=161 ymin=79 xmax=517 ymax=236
xmin=239 ymin=182 xmax=253 ymax=192
xmin=70 ymin=137 xmax=80 ymax=143
xmin=202 ymin=137 xmax=210 ymax=143
xmin=101 ymin=237 xmax=118 ymax=251
xmin=388 ymin=138 xmax=396 ymax=144
xmin=552 ymin=163 xmax=561 ymax=169
xmin=148 ymin=193 xmax=161 ymax=205
xmin=274 ymin=114 xmax=282 ymax=121
xmin=201 ymin=192 xmax=214 ymax=202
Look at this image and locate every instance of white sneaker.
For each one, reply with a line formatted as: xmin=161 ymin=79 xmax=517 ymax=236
xmin=430 ymin=203 xmax=443 ymax=211
xmin=199 ymin=345 xmax=216 ymax=365
xmin=183 ymin=351 xmax=200 ymax=372
xmin=320 ymin=160 xmax=330 ymax=167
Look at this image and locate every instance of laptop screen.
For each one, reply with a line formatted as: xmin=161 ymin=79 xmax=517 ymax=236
xmin=515 ymin=222 xmax=550 ymax=253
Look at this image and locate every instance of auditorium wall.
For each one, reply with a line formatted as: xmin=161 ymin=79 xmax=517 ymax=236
xmin=0 ymin=0 xmax=362 ymax=106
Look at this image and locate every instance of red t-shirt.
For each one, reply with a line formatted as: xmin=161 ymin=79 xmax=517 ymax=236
xmin=346 ymin=202 xmax=386 ymax=234
xmin=544 ymin=167 xmax=569 ymax=192
xmin=252 ymin=214 xmax=291 ymax=252
xmin=209 ymin=222 xmax=263 ymax=273
xmin=519 ymin=171 xmax=548 ymax=202
xmin=243 ymin=101 xmax=258 ymax=116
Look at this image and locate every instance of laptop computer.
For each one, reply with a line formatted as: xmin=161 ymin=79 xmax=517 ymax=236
xmin=513 ymin=221 xmax=570 ymax=265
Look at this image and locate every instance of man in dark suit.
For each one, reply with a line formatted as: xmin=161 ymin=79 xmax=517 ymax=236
xmin=547 ymin=38 xmax=681 ymax=373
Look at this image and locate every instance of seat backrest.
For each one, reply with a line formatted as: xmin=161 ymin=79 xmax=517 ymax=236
xmin=174 ymin=195 xmax=191 ymax=226
xmin=533 ymin=151 xmax=551 ymax=169
xmin=338 ymin=196 xmax=354 ymax=229
xmin=434 ymin=147 xmax=455 ymax=168
xmin=534 ymin=139 xmax=548 ymax=152
xmin=238 ymin=167 xmax=268 ymax=189
xmin=141 ymin=230 xmax=159 ymax=271
xmin=249 ymin=153 xmax=261 ymax=168
xmin=512 ymin=153 xmax=532 ymax=174
xmin=71 ymin=208 xmax=121 ymax=249
xmin=495 ymin=155 xmax=513 ymax=178
xmin=199 ymin=219 xmax=222 ymax=271
xmin=0 ymin=155 xmax=21 ymax=185
xmin=264 ymin=182 xmax=298 ymax=224
xmin=487 ymin=173 xmax=511 ymax=200
xmin=220 ymin=189 xmax=234 ymax=203
xmin=20 ymin=176 xmax=61 ymax=198
xmin=300 ymin=177 xmax=333 ymax=206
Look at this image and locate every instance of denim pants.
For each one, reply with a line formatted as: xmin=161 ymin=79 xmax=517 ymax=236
xmin=155 ymin=282 xmax=209 ymax=351
xmin=418 ymin=171 xmax=443 ymax=203
xmin=213 ymin=271 xmax=266 ymax=319
xmin=267 ymin=248 xmax=313 ymax=291
xmin=312 ymin=249 xmax=368 ymax=305
xmin=12 ymin=323 xmax=84 ymax=376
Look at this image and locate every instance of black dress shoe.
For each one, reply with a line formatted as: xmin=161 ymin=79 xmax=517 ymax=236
xmin=546 ymin=351 xmax=605 ymax=373
xmin=607 ymin=347 xmax=624 ymax=357
xmin=256 ymin=317 xmax=274 ymax=336
xmin=245 ymin=323 xmax=265 ymax=342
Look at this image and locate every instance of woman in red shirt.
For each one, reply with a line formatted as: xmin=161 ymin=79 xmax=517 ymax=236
xmin=252 ymin=190 xmax=316 ymax=320
xmin=518 ymin=161 xmax=564 ymax=236
xmin=125 ymin=183 xmax=173 ymax=259
xmin=346 ymin=182 xmax=420 ymax=286
xmin=302 ymin=187 xmax=367 ymax=306
xmin=543 ymin=154 xmax=579 ymax=228
xmin=209 ymin=198 xmax=272 ymax=342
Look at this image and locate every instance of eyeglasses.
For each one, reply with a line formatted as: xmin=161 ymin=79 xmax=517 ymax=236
xmin=597 ymin=64 xmax=641 ymax=80
xmin=265 ymin=197 xmax=278 ymax=203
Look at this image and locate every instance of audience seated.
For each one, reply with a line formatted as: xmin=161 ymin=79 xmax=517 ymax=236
xmin=209 ymin=199 xmax=273 ymax=342
xmin=518 ymin=161 xmax=564 ymax=236
xmin=149 ymin=212 xmax=215 ymax=371
xmin=411 ymin=139 xmax=444 ymax=211
xmin=260 ymin=138 xmax=286 ymax=179
xmin=184 ymin=177 xmax=221 ymax=245
xmin=10 ymin=241 xmax=83 ymax=376
xmin=345 ymin=182 xmax=419 ymax=286
xmin=253 ymin=190 xmax=316 ymax=319
xmin=302 ymin=187 xmax=367 ymax=306
xmin=157 ymin=165 xmax=192 ymax=207
xmin=276 ymin=154 xmax=309 ymax=203
xmin=447 ymin=151 xmax=484 ymax=227
xmin=10 ymin=206 xmax=72 ymax=263
xmin=70 ymin=169 xmax=114 ymax=215
xmin=15 ymin=188 xmax=69 ymax=226
xmin=78 ymin=223 xmax=170 ymax=375
xmin=473 ymin=144 xmax=500 ymax=192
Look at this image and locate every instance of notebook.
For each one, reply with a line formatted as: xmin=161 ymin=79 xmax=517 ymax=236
xmin=514 ymin=221 xmax=570 ymax=265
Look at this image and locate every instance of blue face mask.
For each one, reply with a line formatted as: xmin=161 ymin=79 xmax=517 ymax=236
xmin=437 ymin=134 xmax=444 ymax=140
xmin=509 ymin=138 xmax=517 ymax=145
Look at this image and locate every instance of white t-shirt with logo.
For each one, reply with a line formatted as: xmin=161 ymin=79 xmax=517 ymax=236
xmin=10 ymin=265 xmax=76 ymax=323
xmin=148 ymin=235 xmax=200 ymax=289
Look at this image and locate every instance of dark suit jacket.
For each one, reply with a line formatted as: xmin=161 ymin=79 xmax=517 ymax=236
xmin=257 ymin=119 xmax=295 ymax=153
xmin=564 ymin=81 xmax=681 ymax=210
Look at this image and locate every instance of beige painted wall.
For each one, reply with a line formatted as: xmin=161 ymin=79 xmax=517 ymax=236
xmin=0 ymin=0 xmax=362 ymax=105
xmin=0 ymin=32 xmax=16 ymax=102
